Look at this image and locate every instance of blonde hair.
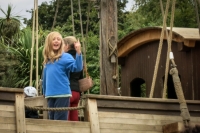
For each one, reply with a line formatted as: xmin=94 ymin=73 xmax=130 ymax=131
xmin=63 ymin=36 xmax=77 ymax=50
xmin=43 ymin=31 xmax=64 ymax=64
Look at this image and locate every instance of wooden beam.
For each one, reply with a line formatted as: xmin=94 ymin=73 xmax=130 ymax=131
xmin=0 ymin=87 xmax=23 ymax=93
xmin=100 ymin=0 xmax=118 ymax=95
xmin=83 ymin=95 xmax=200 ymax=116
xmin=15 ymin=93 xmax=26 ymax=133
xmin=84 ymin=98 xmax=100 ymax=133
xmin=0 ymin=92 xmax=15 ymax=101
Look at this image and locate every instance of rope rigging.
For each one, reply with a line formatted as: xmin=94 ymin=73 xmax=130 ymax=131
xmin=150 ymin=0 xmax=191 ymax=127
xmin=149 ymin=0 xmax=170 ymax=98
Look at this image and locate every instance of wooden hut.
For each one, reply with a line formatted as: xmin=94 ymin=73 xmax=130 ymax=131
xmin=118 ymin=27 xmax=200 ymax=100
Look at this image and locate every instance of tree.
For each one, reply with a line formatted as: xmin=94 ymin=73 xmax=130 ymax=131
xmin=133 ymin=0 xmax=198 ymax=28
xmin=0 ymin=4 xmax=21 ymax=45
xmin=51 ymin=0 xmax=60 ymax=31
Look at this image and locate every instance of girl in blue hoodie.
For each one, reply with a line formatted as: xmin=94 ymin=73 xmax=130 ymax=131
xmin=42 ymin=31 xmax=83 ymax=120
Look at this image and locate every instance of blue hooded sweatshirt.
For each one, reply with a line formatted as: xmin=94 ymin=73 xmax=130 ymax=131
xmin=42 ymin=53 xmax=83 ymax=98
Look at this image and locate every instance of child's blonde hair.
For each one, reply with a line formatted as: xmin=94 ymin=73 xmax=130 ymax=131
xmin=43 ymin=31 xmax=64 ymax=64
xmin=63 ymin=36 xmax=77 ymax=50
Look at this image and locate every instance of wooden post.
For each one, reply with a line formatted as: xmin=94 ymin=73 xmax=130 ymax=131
xmin=84 ymin=98 xmax=100 ymax=133
xmin=15 ymin=93 xmax=26 ymax=133
xmin=99 ymin=0 xmax=118 ymax=95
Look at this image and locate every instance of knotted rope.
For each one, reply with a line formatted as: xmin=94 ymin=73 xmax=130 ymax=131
xmin=169 ymin=68 xmax=190 ymax=127
xmin=25 ymin=105 xmax=85 ymax=111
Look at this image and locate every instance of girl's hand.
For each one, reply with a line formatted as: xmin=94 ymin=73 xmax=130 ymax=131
xmin=74 ymin=39 xmax=81 ymax=55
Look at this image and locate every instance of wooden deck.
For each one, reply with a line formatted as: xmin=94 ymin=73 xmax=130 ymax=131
xmin=0 ymin=87 xmax=200 ymax=133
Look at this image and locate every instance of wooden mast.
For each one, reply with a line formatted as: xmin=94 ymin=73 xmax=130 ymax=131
xmin=99 ymin=0 xmax=118 ymax=95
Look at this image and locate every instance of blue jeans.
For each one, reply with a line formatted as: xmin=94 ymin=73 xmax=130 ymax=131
xmin=47 ymin=97 xmax=70 ymax=120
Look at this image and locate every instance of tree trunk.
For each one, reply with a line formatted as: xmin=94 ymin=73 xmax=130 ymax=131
xmin=51 ymin=0 xmax=59 ymax=31
xmin=99 ymin=0 xmax=118 ymax=95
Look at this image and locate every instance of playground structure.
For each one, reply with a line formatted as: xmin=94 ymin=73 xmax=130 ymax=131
xmin=1 ymin=87 xmax=200 ymax=133
xmin=0 ymin=0 xmax=200 ymax=132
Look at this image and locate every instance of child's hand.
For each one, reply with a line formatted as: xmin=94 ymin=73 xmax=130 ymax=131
xmin=74 ymin=39 xmax=81 ymax=54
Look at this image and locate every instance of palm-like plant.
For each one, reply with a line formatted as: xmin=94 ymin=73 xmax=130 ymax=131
xmin=7 ymin=27 xmax=46 ymax=88
xmin=0 ymin=4 xmax=21 ymax=45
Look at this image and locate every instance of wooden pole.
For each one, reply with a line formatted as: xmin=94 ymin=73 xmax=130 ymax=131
xmin=99 ymin=0 xmax=118 ymax=95
xmin=36 ymin=0 xmax=39 ymax=95
xmin=30 ymin=0 xmax=36 ymax=87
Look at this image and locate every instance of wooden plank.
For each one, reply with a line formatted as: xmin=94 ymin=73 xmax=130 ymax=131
xmin=100 ymin=129 xmax=162 ymax=133
xmin=84 ymin=98 xmax=100 ymax=133
xmin=26 ymin=124 xmax=90 ymax=133
xmin=163 ymin=122 xmax=200 ymax=133
xmin=0 ymin=105 xmax=15 ymax=111
xmin=15 ymin=93 xmax=26 ymax=133
xmin=99 ymin=117 xmax=180 ymax=126
xmin=0 ymin=129 xmax=15 ymax=133
xmin=83 ymin=95 xmax=200 ymax=116
xmin=24 ymin=96 xmax=45 ymax=106
xmin=98 ymin=112 xmax=200 ymax=122
xmin=0 ymin=110 xmax=15 ymax=117
xmin=26 ymin=119 xmax=90 ymax=133
xmin=0 ymin=123 xmax=16 ymax=130
xmin=100 ymin=123 xmax=162 ymax=132
xmin=26 ymin=118 xmax=90 ymax=127
xmin=0 ymin=87 xmax=23 ymax=93
xmin=0 ymin=92 xmax=15 ymax=101
xmin=84 ymin=94 xmax=200 ymax=104
xmin=0 ymin=117 xmax=16 ymax=124
xmin=0 ymin=101 xmax=14 ymax=105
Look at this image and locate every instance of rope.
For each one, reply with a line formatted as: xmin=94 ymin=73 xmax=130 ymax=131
xmin=78 ymin=0 xmax=87 ymax=75
xmin=108 ymin=38 xmax=117 ymax=57
xmin=169 ymin=68 xmax=190 ymax=126
xmin=70 ymin=0 xmax=75 ymax=36
xmin=78 ymin=0 xmax=91 ymax=94
xmin=25 ymin=105 xmax=85 ymax=111
xmin=162 ymin=0 xmax=176 ymax=98
xmin=85 ymin=1 xmax=91 ymax=51
xmin=149 ymin=0 xmax=170 ymax=98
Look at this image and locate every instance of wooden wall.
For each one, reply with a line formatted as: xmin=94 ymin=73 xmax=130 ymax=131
xmin=0 ymin=87 xmax=25 ymax=133
xmin=120 ymin=40 xmax=200 ymax=100
xmin=84 ymin=95 xmax=200 ymax=133
xmin=0 ymin=104 xmax=16 ymax=133
xmin=25 ymin=119 xmax=90 ymax=133
xmin=1 ymin=88 xmax=200 ymax=133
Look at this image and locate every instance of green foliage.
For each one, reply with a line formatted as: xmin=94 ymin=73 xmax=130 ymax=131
xmin=141 ymin=83 xmax=146 ymax=97
xmin=133 ymin=0 xmax=199 ymax=28
xmin=5 ymin=28 xmax=45 ymax=88
xmin=0 ymin=4 xmax=21 ymax=45
xmin=1 ymin=67 xmax=20 ymax=87
xmin=85 ymin=31 xmax=100 ymax=94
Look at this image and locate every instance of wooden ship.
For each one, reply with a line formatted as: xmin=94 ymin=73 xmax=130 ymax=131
xmin=0 ymin=0 xmax=200 ymax=133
